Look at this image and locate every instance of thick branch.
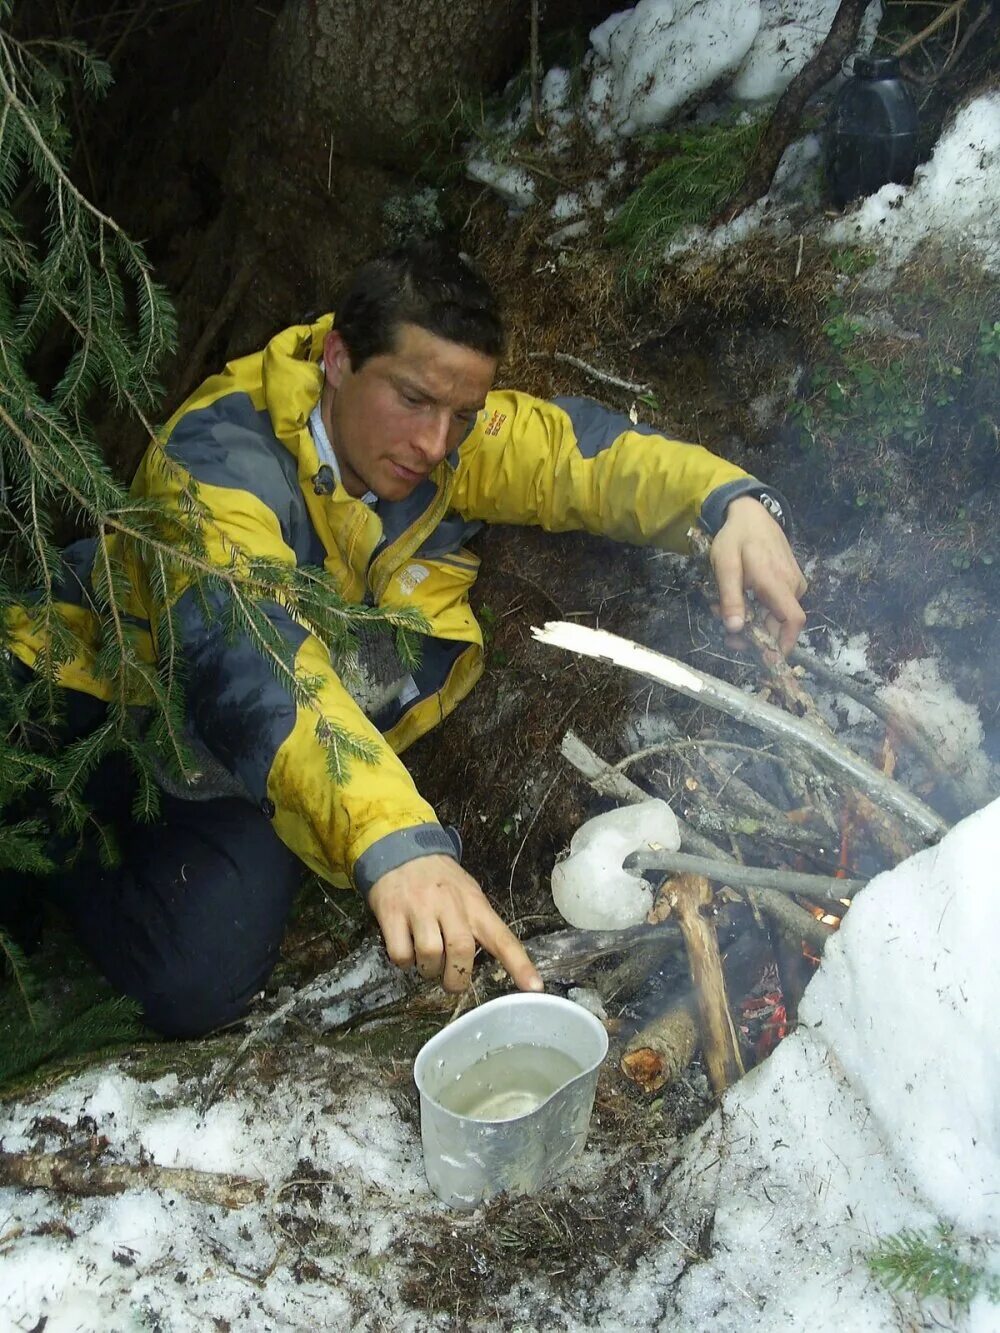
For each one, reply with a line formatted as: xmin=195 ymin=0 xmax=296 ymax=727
xmin=715 ymin=0 xmax=868 ymax=221
xmin=0 ymin=1148 xmax=264 ymax=1209
xmin=668 ymin=874 xmax=744 ymax=1094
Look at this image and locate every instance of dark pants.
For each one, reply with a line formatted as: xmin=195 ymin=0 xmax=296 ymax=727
xmin=4 ymin=688 xmax=304 ymax=1039
xmin=46 ymin=789 xmax=303 ymax=1038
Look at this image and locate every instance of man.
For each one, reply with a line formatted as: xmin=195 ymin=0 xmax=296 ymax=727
xmin=6 ymin=241 xmax=806 ymax=1036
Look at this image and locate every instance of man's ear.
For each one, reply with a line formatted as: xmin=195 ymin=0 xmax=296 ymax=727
xmin=322 ymin=329 xmax=352 ymax=388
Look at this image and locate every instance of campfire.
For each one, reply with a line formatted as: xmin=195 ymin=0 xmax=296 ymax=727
xmin=522 ymin=527 xmax=967 ymax=1101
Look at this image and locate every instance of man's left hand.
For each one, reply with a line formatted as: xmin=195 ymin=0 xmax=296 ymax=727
xmin=709 ymin=496 xmax=807 ymax=655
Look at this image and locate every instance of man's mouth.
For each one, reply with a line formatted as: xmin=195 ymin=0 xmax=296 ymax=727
xmin=390 ymin=461 xmax=426 ymax=483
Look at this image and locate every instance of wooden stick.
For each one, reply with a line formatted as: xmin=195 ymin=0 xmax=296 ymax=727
xmin=625 ymin=848 xmax=866 ymax=899
xmin=528 ymin=351 xmax=651 ymax=396
xmin=529 ymin=0 xmax=545 ymax=137
xmin=667 ymin=874 xmax=744 ymax=1094
xmin=688 ymin=525 xmax=915 ymax=859
xmin=535 ymin=623 xmax=948 ymax=842
xmin=895 ymin=0 xmax=966 ymax=56
xmin=0 ymin=1148 xmax=264 ymax=1209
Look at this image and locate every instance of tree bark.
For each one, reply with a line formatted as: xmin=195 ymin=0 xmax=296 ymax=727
xmin=715 ymin=0 xmax=869 ymax=222
xmin=264 ymin=0 xmax=531 ymax=178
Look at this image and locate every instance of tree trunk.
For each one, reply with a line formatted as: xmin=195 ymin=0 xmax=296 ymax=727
xmin=263 ymin=0 xmax=530 ymax=179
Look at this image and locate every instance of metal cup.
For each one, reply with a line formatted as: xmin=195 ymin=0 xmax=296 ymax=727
xmin=413 ymin=992 xmax=609 ymax=1210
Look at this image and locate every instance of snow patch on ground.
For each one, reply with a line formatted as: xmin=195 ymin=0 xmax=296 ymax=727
xmin=732 ymin=0 xmax=882 ymax=102
xmin=585 ymin=0 xmax=762 ymax=138
xmin=878 ymin=656 xmax=995 ymax=807
xmin=3 ymin=800 xmax=999 ymax=1329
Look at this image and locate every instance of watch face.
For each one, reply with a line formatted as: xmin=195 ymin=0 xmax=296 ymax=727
xmin=758 ymin=491 xmax=784 ymax=523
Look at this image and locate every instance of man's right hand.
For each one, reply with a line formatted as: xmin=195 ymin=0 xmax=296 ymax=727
xmin=366 ymin=854 xmax=543 ymax=995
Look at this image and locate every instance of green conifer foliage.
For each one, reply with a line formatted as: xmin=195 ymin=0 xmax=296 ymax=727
xmin=0 ymin=2 xmax=424 ymax=1057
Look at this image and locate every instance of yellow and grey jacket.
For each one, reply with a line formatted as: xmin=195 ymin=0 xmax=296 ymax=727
xmin=7 ymin=316 xmax=784 ymax=892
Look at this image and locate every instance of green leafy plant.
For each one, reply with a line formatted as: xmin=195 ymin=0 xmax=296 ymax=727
xmin=976 ymin=318 xmax=1000 ymax=362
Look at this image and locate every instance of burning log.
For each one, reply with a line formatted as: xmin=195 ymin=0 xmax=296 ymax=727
xmin=534 ymin=622 xmax=948 ymax=844
xmin=661 ymin=873 xmax=744 ymax=1095
xmin=621 ymin=928 xmax=771 ymax=1094
xmin=621 ymin=999 xmax=699 ymax=1094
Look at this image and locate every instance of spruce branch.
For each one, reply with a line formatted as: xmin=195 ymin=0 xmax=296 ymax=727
xmin=869 ymin=1226 xmax=1000 ymax=1310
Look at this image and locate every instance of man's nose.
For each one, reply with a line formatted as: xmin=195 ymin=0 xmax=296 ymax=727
xmin=414 ymin=409 xmax=452 ymax=465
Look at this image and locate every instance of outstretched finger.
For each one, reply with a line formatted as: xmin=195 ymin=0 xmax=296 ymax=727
xmin=712 ymin=548 xmax=747 ymax=635
xmin=476 ymin=911 xmax=543 ymax=992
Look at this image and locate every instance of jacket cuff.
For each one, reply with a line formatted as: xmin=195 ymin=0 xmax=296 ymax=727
xmin=698 ymin=479 xmax=791 ymax=538
xmin=353 ymin=823 xmax=461 ymax=897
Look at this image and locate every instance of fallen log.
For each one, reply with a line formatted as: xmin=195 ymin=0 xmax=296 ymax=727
xmin=536 ymin=623 xmax=948 ymax=843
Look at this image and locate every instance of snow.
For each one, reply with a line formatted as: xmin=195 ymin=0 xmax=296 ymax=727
xmin=878 ymin=656 xmax=995 ymax=805
xmin=466 ymin=156 xmax=538 ymax=210
xmin=3 ymin=801 xmax=999 ymax=1328
xmin=731 ymin=0 xmax=882 ymax=102
xmin=585 ymin=0 xmax=762 ymax=138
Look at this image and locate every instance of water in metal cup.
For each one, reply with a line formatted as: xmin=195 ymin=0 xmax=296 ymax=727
xmin=414 ymin=993 xmax=608 ymax=1210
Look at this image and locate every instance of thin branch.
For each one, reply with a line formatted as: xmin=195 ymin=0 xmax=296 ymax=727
xmin=528 ymin=351 xmax=651 ymax=396
xmin=895 ymin=0 xmax=966 ymax=55
xmin=623 ymin=848 xmax=864 ymax=899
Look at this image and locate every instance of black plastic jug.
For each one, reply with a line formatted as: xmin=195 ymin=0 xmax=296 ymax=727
xmin=825 ymin=55 xmax=919 ymax=208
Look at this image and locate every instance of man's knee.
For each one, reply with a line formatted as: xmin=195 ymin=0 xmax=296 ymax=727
xmin=135 ymin=950 xmax=276 ymax=1039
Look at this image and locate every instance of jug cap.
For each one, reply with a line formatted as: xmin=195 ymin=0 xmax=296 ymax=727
xmin=854 ymin=54 xmax=902 ymax=80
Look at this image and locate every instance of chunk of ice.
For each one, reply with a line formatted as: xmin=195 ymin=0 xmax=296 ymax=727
xmin=551 ymin=799 xmax=680 ymax=929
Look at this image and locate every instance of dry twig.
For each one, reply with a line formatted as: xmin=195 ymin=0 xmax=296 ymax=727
xmin=536 ymin=623 xmax=948 ymax=843
xmin=528 ymin=351 xmax=651 ymax=395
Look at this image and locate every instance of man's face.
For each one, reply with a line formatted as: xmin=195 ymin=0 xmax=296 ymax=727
xmin=320 ymin=322 xmax=497 ymax=502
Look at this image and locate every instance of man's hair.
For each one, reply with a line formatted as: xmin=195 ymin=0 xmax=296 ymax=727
xmin=334 ymin=239 xmax=505 ymax=369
